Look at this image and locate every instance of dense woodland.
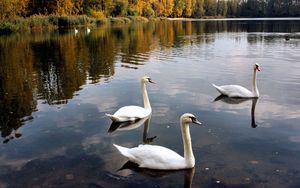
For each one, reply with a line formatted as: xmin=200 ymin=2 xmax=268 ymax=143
xmin=1 ymin=0 xmax=299 ymax=20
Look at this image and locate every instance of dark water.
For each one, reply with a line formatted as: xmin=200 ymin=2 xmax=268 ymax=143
xmin=0 ymin=19 xmax=300 ymax=188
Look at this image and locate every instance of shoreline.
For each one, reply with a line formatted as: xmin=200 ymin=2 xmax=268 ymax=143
xmin=1 ymin=16 xmax=299 ymax=35
xmin=168 ymin=17 xmax=300 ymax=21
xmin=0 ymin=16 xmax=153 ymax=35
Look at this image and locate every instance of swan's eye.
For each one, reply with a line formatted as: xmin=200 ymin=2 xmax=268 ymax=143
xmin=147 ymin=78 xmax=155 ymax=83
xmin=190 ymin=117 xmax=196 ymax=121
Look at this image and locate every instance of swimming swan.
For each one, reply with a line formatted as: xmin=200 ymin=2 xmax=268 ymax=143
xmin=212 ymin=63 xmax=261 ymax=98
xmin=113 ymin=113 xmax=202 ymax=170
xmin=106 ymin=76 xmax=154 ymax=122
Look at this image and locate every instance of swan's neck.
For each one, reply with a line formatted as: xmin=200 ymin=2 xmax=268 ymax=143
xmin=181 ymin=121 xmax=195 ymax=168
xmin=141 ymin=81 xmax=151 ymax=110
xmin=252 ymin=69 xmax=259 ymax=97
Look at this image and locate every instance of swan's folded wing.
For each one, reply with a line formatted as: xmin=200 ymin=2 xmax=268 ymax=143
xmin=114 ymin=106 xmax=151 ymax=118
xmin=218 ymin=85 xmax=253 ymax=98
xmin=128 ymin=145 xmax=185 ymax=170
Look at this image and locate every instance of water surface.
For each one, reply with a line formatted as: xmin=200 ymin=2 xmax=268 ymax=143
xmin=0 ymin=19 xmax=300 ymax=188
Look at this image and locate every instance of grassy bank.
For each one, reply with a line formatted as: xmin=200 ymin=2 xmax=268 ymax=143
xmin=0 ymin=15 xmax=154 ymax=35
xmin=0 ymin=15 xmax=106 ymax=35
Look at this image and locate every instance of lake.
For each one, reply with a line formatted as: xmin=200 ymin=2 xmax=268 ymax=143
xmin=0 ymin=18 xmax=300 ymax=188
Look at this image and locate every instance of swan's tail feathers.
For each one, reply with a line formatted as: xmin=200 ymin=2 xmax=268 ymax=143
xmin=106 ymin=113 xmax=138 ymax=122
xmin=212 ymin=83 xmax=219 ymax=89
xmin=113 ymin=144 xmax=131 ymax=158
xmin=106 ymin=113 xmax=121 ymax=122
xmin=212 ymin=83 xmax=223 ymax=94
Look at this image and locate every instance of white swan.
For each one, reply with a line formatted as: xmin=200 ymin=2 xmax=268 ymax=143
xmin=212 ymin=63 xmax=261 ymax=98
xmin=106 ymin=76 xmax=154 ymax=122
xmin=74 ymin=28 xmax=78 ymax=35
xmin=113 ymin=113 xmax=202 ymax=170
xmin=87 ymin=27 xmax=90 ymax=34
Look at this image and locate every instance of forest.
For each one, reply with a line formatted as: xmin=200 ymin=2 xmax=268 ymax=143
xmin=1 ymin=0 xmax=299 ymax=20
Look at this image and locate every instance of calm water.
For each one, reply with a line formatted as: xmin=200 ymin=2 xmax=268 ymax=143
xmin=0 ymin=19 xmax=300 ymax=188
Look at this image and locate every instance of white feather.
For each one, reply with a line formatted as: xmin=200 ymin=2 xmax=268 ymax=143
xmin=212 ymin=64 xmax=260 ymax=98
xmin=113 ymin=113 xmax=202 ymax=170
xmin=106 ymin=76 xmax=153 ymax=122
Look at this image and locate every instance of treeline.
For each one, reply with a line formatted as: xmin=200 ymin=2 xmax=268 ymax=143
xmin=0 ymin=0 xmax=299 ymax=20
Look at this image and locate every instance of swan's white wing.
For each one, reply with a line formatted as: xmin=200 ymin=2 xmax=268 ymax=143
xmin=115 ymin=144 xmax=186 ymax=170
xmin=114 ymin=106 xmax=151 ymax=119
xmin=214 ymin=84 xmax=253 ymax=98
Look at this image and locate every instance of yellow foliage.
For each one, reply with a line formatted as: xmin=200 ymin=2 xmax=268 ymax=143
xmin=0 ymin=0 xmax=29 ymax=19
xmin=56 ymin=0 xmax=74 ymax=15
xmin=91 ymin=10 xmax=106 ymax=19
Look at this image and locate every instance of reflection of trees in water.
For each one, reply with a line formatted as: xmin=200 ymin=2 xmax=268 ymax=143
xmin=0 ymin=20 xmax=298 ymax=143
xmin=0 ymin=39 xmax=36 ymax=143
xmin=86 ymin=29 xmax=116 ymax=84
xmin=32 ymin=37 xmax=87 ymax=105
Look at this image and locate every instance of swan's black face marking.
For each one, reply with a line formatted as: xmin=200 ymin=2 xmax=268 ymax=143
xmin=147 ymin=78 xmax=155 ymax=84
xmin=255 ymin=64 xmax=261 ymax=71
xmin=190 ymin=116 xmax=202 ymax=125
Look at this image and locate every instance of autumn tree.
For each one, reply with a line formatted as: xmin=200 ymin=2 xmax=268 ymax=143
xmin=139 ymin=0 xmax=154 ymax=17
xmin=173 ymin=0 xmax=185 ymax=17
xmin=184 ymin=0 xmax=193 ymax=17
xmin=0 ymin=0 xmax=29 ymax=19
xmin=73 ymin=0 xmax=84 ymax=14
xmin=152 ymin=1 xmax=164 ymax=17
xmin=55 ymin=0 xmax=74 ymax=15
xmin=163 ymin=0 xmax=174 ymax=17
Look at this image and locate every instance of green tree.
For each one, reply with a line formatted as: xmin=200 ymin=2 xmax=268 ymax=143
xmin=193 ymin=0 xmax=205 ymax=18
xmin=111 ymin=0 xmax=128 ymax=16
xmin=227 ymin=0 xmax=239 ymax=17
xmin=205 ymin=0 xmax=217 ymax=16
xmin=217 ymin=0 xmax=227 ymax=16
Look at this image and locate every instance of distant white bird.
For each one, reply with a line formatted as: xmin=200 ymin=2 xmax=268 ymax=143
xmin=87 ymin=27 xmax=91 ymax=34
xmin=113 ymin=113 xmax=202 ymax=170
xmin=106 ymin=76 xmax=154 ymax=122
xmin=74 ymin=28 xmax=78 ymax=35
xmin=212 ymin=63 xmax=261 ymax=98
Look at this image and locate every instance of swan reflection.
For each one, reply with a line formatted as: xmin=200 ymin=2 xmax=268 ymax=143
xmin=214 ymin=95 xmax=258 ymax=128
xmin=119 ymin=161 xmax=195 ymax=188
xmin=2 ymin=126 xmax=22 ymax=144
xmin=108 ymin=115 xmax=156 ymax=144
